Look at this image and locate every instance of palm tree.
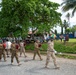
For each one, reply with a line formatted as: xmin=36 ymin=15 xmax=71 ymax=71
xmin=61 ymin=0 xmax=76 ymax=16
xmin=66 ymin=12 xmax=70 ymax=24
xmin=63 ymin=20 xmax=69 ymax=34
xmin=61 ymin=24 xmax=64 ymax=34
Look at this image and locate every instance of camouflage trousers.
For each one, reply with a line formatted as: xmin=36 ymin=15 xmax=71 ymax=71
xmin=20 ymin=47 xmax=26 ymax=57
xmin=33 ymin=48 xmax=42 ymax=60
xmin=11 ymin=52 xmax=19 ymax=63
xmin=0 ymin=50 xmax=6 ymax=61
xmin=45 ymin=50 xmax=57 ymax=67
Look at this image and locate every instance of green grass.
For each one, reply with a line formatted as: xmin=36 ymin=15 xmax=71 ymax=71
xmin=56 ymin=38 xmax=76 ymax=42
xmin=56 ymin=54 xmax=76 ymax=59
xmin=69 ymin=38 xmax=76 ymax=42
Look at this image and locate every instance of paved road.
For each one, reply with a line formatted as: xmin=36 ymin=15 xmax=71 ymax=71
xmin=0 ymin=53 xmax=76 ymax=75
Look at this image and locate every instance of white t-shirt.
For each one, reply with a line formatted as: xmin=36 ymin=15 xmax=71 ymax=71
xmin=5 ymin=41 xmax=12 ymax=49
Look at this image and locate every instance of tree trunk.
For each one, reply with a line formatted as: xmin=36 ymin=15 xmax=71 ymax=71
xmin=61 ymin=26 xmax=63 ymax=34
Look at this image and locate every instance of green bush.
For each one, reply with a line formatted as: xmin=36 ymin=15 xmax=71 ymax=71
xmin=25 ymin=42 xmax=76 ymax=54
xmin=54 ymin=42 xmax=76 ymax=54
xmin=25 ymin=43 xmax=34 ymax=50
xmin=41 ymin=43 xmax=48 ymax=51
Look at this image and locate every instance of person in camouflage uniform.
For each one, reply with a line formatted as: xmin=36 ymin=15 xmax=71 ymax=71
xmin=11 ymin=42 xmax=21 ymax=66
xmin=33 ymin=39 xmax=42 ymax=60
xmin=45 ymin=37 xmax=60 ymax=69
xmin=19 ymin=40 xmax=27 ymax=57
xmin=0 ymin=43 xmax=6 ymax=62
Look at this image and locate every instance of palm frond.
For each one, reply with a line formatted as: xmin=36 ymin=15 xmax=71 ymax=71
xmin=62 ymin=5 xmax=73 ymax=12
xmin=61 ymin=1 xmax=66 ymax=6
xmin=62 ymin=0 xmax=76 ymax=12
xmin=72 ymin=6 xmax=76 ymax=17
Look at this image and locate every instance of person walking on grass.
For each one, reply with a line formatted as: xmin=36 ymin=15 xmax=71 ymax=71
xmin=33 ymin=39 xmax=43 ymax=61
xmin=45 ymin=37 xmax=60 ymax=69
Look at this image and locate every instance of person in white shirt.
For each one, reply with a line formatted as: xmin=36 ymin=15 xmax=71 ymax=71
xmin=5 ymin=39 xmax=12 ymax=57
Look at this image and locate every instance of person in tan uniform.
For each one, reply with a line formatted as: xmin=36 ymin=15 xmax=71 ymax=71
xmin=45 ymin=37 xmax=60 ymax=69
xmin=33 ymin=39 xmax=42 ymax=60
xmin=19 ymin=40 xmax=27 ymax=57
xmin=0 ymin=43 xmax=6 ymax=62
xmin=11 ymin=42 xmax=21 ymax=66
xmin=0 ymin=44 xmax=2 ymax=61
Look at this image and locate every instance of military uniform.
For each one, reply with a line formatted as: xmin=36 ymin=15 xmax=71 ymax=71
xmin=33 ymin=40 xmax=42 ymax=60
xmin=45 ymin=40 xmax=59 ymax=69
xmin=0 ymin=44 xmax=3 ymax=61
xmin=11 ymin=43 xmax=20 ymax=65
xmin=19 ymin=41 xmax=26 ymax=57
xmin=0 ymin=44 xmax=6 ymax=61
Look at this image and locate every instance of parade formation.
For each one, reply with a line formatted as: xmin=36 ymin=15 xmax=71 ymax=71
xmin=0 ymin=32 xmax=60 ymax=70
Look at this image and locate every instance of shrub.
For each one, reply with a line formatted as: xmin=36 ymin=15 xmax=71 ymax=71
xmin=54 ymin=42 xmax=76 ymax=54
xmin=25 ymin=43 xmax=34 ymax=50
xmin=25 ymin=42 xmax=76 ymax=54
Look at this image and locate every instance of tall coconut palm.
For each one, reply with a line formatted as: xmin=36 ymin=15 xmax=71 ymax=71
xmin=66 ymin=12 xmax=70 ymax=24
xmin=63 ymin=20 xmax=69 ymax=34
xmin=61 ymin=0 xmax=76 ymax=16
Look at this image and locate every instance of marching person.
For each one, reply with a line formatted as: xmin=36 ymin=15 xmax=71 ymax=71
xmin=5 ymin=39 xmax=12 ymax=57
xmin=0 ymin=43 xmax=6 ymax=62
xmin=45 ymin=37 xmax=60 ymax=69
xmin=19 ymin=40 xmax=27 ymax=57
xmin=11 ymin=42 xmax=21 ymax=66
xmin=33 ymin=39 xmax=43 ymax=60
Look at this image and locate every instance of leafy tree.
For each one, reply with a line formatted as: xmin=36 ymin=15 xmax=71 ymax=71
xmin=63 ymin=20 xmax=69 ymax=34
xmin=71 ymin=25 xmax=76 ymax=34
xmin=66 ymin=12 xmax=70 ymax=24
xmin=65 ymin=28 xmax=71 ymax=34
xmin=65 ymin=26 xmax=76 ymax=34
xmin=0 ymin=0 xmax=61 ymax=37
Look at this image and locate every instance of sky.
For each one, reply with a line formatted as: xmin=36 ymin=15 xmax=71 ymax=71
xmin=0 ymin=0 xmax=1 ymax=2
xmin=50 ymin=0 xmax=76 ymax=25
xmin=50 ymin=0 xmax=76 ymax=33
